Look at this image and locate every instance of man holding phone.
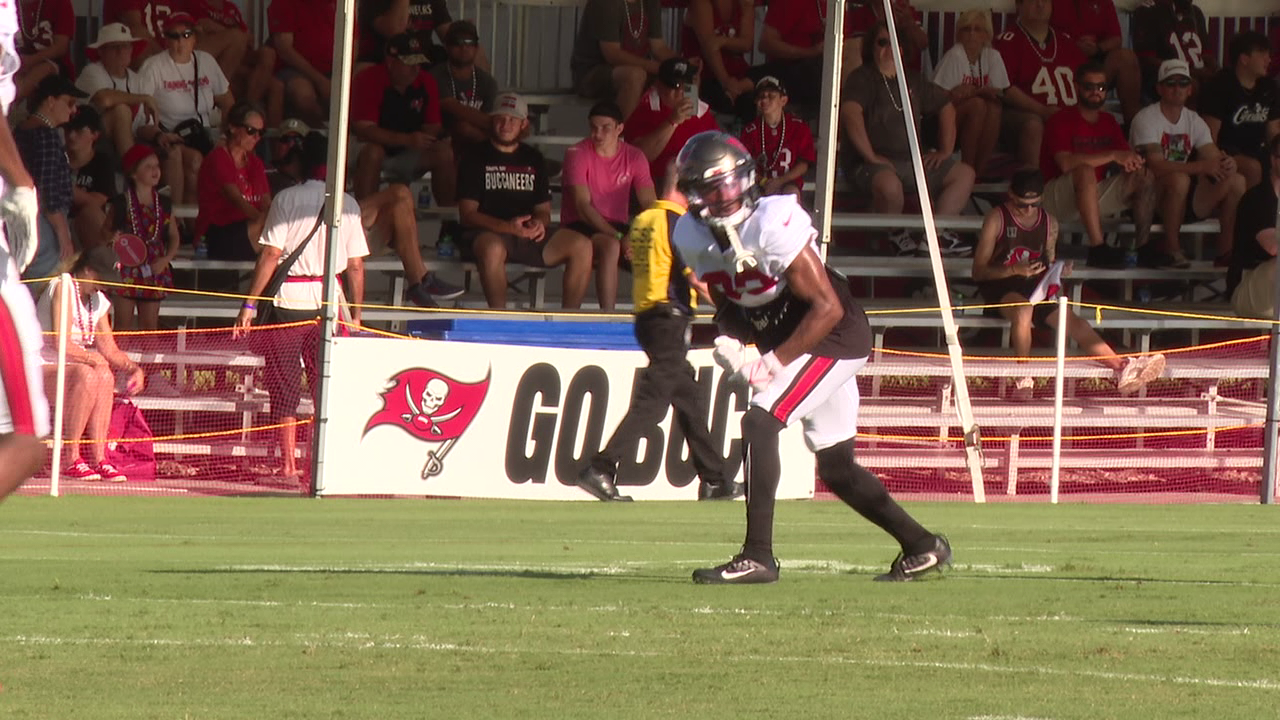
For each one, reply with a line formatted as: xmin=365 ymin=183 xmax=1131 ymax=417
xmin=623 ymin=57 xmax=721 ymax=184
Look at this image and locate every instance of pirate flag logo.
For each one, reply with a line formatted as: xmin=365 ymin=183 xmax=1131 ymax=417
xmin=363 ymin=367 xmax=490 ymax=479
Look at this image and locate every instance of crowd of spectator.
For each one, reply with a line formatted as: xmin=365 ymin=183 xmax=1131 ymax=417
xmin=10 ymin=0 xmax=1280 ymax=320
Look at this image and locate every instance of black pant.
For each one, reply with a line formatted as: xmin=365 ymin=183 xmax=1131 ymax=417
xmin=253 ymin=307 xmax=320 ymax=423
xmin=593 ymin=308 xmax=725 ymax=484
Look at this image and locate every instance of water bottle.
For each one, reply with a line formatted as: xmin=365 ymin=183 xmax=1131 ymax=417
xmin=1123 ymin=239 xmax=1137 ymax=269
xmin=417 ymin=183 xmax=433 ymax=211
xmin=436 ymin=226 xmax=455 ymax=259
xmin=194 ymin=243 xmax=208 ymax=259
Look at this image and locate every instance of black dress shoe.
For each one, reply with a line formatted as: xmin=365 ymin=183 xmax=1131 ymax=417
xmin=575 ymin=466 xmax=633 ymax=502
xmin=698 ymin=479 xmax=745 ymax=501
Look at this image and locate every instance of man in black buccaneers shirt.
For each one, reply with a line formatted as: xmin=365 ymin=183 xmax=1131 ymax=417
xmin=456 ymin=93 xmax=594 ymax=309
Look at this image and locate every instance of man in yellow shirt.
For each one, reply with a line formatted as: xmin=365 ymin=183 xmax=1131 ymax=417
xmin=575 ymin=168 xmax=740 ymax=502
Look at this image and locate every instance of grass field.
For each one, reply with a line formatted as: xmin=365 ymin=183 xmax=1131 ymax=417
xmin=2 ymin=497 xmax=1279 ymax=719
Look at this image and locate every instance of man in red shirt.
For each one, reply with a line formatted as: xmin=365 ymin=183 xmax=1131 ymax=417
xmin=738 ymin=76 xmax=815 ymax=199
xmin=350 ymin=33 xmax=451 ymax=205
xmin=1051 ymin=0 xmax=1140 ymax=123
xmin=1040 ymin=61 xmax=1157 ymax=268
xmin=269 ymin=0 xmax=337 ymax=125
xmin=623 ymin=57 xmax=721 ymax=184
xmin=16 ymin=0 xmax=74 ymax=99
xmin=994 ymin=0 xmax=1087 ymax=169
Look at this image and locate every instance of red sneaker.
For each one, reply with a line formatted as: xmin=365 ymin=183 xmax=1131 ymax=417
xmin=96 ymin=462 xmax=128 ymax=483
xmin=64 ymin=459 xmax=101 ymax=481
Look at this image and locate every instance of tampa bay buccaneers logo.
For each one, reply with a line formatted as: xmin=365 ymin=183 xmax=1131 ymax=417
xmin=363 ymin=368 xmax=490 ymax=479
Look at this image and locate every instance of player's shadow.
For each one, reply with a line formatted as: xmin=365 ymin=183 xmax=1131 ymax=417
xmin=152 ymin=568 xmax=681 ymax=582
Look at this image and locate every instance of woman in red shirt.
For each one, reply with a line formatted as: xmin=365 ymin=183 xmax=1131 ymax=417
xmin=195 ymin=101 xmax=271 ymax=260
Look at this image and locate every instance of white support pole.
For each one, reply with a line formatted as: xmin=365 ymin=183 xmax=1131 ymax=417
xmin=813 ymin=0 xmax=846 ymax=262
xmin=1261 ymin=199 xmax=1280 ymax=504
xmin=881 ymin=3 xmax=985 ymax=501
xmin=1050 ymin=295 xmax=1068 ymax=504
xmin=49 ymin=273 xmax=71 ymax=497
xmin=310 ymin=0 xmax=359 ymax=496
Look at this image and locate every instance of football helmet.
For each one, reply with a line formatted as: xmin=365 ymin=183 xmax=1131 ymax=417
xmin=676 ymin=131 xmax=760 ymax=228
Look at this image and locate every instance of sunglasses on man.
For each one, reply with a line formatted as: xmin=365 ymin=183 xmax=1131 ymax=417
xmin=1161 ymin=78 xmax=1192 ymax=88
xmin=164 ymin=30 xmax=194 ymax=40
xmin=1080 ymin=81 xmax=1108 ymax=92
xmin=241 ymin=125 xmax=263 ymax=136
xmin=450 ymin=38 xmax=478 ymax=46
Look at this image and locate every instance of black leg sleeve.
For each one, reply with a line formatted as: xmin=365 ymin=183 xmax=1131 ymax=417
xmin=816 ymin=439 xmax=934 ymax=554
xmin=741 ymin=406 xmax=785 ymax=562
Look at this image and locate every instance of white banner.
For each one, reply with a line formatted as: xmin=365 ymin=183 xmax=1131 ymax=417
xmin=317 ymin=337 xmax=816 ymax=500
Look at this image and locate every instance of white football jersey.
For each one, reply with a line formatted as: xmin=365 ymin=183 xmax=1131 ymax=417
xmin=671 ymin=195 xmax=818 ymax=308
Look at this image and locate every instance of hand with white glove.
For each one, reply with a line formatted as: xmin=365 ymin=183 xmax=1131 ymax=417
xmin=733 ymin=351 xmax=782 ymax=392
xmin=1 ymin=185 xmax=40 ymax=273
xmin=712 ymin=335 xmax=745 ymax=374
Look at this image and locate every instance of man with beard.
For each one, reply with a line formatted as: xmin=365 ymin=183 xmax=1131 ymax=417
xmin=1040 ymin=61 xmax=1160 ymax=268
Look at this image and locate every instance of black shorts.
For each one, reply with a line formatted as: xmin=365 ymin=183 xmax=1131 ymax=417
xmin=978 ymin=277 xmax=1055 ymax=331
xmin=458 ymin=228 xmax=548 ymax=268
xmin=204 ymin=220 xmax=256 ymax=261
xmin=564 ymin=220 xmax=628 ymax=239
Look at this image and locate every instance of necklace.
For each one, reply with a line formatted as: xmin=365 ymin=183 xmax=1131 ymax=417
xmin=881 ymin=72 xmax=904 ymax=113
xmin=125 ymin=186 xmax=162 ymax=249
xmin=449 ymin=65 xmax=478 ymax=106
xmin=70 ymin=278 xmax=96 ymax=348
xmin=110 ymin=71 xmax=132 ymax=94
xmin=31 ymin=111 xmax=55 ymax=128
xmin=18 ymin=0 xmax=44 ymax=42
xmin=623 ymin=0 xmax=645 ymax=41
xmin=968 ymin=51 xmax=984 ymax=85
xmin=814 ymin=0 xmax=826 ymax=24
xmin=759 ymin=115 xmax=787 ymax=174
xmin=1017 ymin=21 xmax=1057 ymax=63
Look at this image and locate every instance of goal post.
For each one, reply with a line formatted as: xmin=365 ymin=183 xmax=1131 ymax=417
xmin=813 ymin=0 xmax=987 ymax=501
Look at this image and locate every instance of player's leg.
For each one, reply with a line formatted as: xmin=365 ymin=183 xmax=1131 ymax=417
xmin=796 ymin=360 xmax=949 ymax=580
xmin=1046 ymin=305 xmax=1124 ymax=371
xmin=953 ymin=96 xmax=987 ymax=174
xmin=669 ymin=354 xmax=735 ymax=498
xmin=1154 ymin=170 xmax=1189 ymax=256
xmin=694 ymin=354 xmax=859 ymax=584
xmin=135 ymin=298 xmax=161 ymax=331
xmin=467 ymin=231 xmax=512 ymax=308
xmin=588 ymin=231 xmax=621 ymax=311
xmin=113 ymin=296 xmax=138 ymax=333
xmin=0 ymin=280 xmax=51 ymax=500
xmin=1234 ymin=154 xmax=1263 ymax=189
xmin=541 ymin=228 xmax=593 ymax=309
xmin=976 ymin=98 xmax=1002 ymax=179
xmin=1104 ymin=47 xmax=1142 ymax=123
xmin=996 ymin=296 xmax=1035 ymax=359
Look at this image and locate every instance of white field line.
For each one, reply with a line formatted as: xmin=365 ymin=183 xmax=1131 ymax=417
xmin=907 ymin=629 xmax=981 ymax=638
xmin=1124 ymin=627 xmax=1252 ymax=636
xmin=970 ymin=715 xmax=1055 ymax=720
xmin=3 ymin=632 xmax=1277 ymax=691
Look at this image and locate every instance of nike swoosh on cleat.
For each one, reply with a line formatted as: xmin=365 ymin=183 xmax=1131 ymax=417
xmin=721 ymin=568 xmax=757 ymax=580
xmin=910 ymin=555 xmax=939 ymax=573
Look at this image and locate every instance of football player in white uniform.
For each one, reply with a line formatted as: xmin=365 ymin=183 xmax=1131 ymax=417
xmin=671 ymin=132 xmax=951 ymax=584
xmin=0 ymin=0 xmax=50 ymax=501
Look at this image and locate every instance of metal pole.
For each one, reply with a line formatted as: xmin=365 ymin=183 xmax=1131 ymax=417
xmin=882 ymin=2 xmax=986 ymax=501
xmin=310 ymin=0 xmax=359 ymax=496
xmin=813 ymin=0 xmax=846 ymax=263
xmin=49 ymin=273 xmax=71 ymax=497
xmin=1260 ymin=196 xmax=1280 ymax=504
xmin=1050 ymin=295 xmax=1068 ymax=504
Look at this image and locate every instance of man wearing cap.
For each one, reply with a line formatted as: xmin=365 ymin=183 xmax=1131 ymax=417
xmin=266 ymin=118 xmax=309 ymax=195
xmin=623 ymin=57 xmax=721 ymax=185
xmin=65 ymin=106 xmax=116 ymax=250
xmin=268 ymin=0 xmax=336 ymax=125
xmin=1131 ymin=59 xmax=1245 ymax=267
xmin=1040 ymin=60 xmax=1158 ymax=269
xmin=973 ymin=168 xmax=1165 ymax=400
xmin=456 ymin=92 xmax=594 ymax=309
xmin=15 ymin=0 xmax=74 ymax=98
xmin=15 ymin=73 xmax=86 ymax=281
xmin=103 ymin=0 xmax=179 ymax=61
xmin=561 ymin=100 xmax=654 ymax=311
xmin=429 ymin=20 xmax=498 ymax=146
xmin=739 ymin=76 xmax=815 ymax=200
xmin=351 ymin=33 xmax=452 ymax=205
xmin=77 ymin=23 xmax=153 ymax=157
xmin=570 ymin=0 xmax=679 ymax=118
xmin=358 ymin=0 xmax=490 ymax=74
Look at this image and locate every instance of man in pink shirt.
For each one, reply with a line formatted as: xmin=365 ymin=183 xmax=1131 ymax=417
xmin=561 ymin=101 xmax=655 ymax=311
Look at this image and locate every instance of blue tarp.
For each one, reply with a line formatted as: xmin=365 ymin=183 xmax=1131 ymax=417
xmin=407 ymin=319 xmax=639 ymax=350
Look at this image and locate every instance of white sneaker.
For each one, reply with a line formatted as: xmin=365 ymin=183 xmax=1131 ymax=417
xmin=936 ymin=230 xmax=974 ymax=257
xmin=888 ymin=230 xmax=918 ymax=256
xmin=1115 ymin=353 xmax=1165 ymax=396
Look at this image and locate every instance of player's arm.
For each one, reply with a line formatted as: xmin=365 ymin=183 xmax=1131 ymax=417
xmin=772 ymin=246 xmax=843 ymax=366
xmin=457 ymin=198 xmax=520 ymax=235
xmin=570 ymin=185 xmax=619 ymax=238
xmin=839 ymin=101 xmax=887 ymax=164
xmin=344 ymin=255 xmax=365 ymax=326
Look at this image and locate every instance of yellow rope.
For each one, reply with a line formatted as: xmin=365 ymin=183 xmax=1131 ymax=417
xmin=46 ymin=418 xmax=313 ymax=446
xmin=858 ymin=422 xmax=1261 ymax=443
